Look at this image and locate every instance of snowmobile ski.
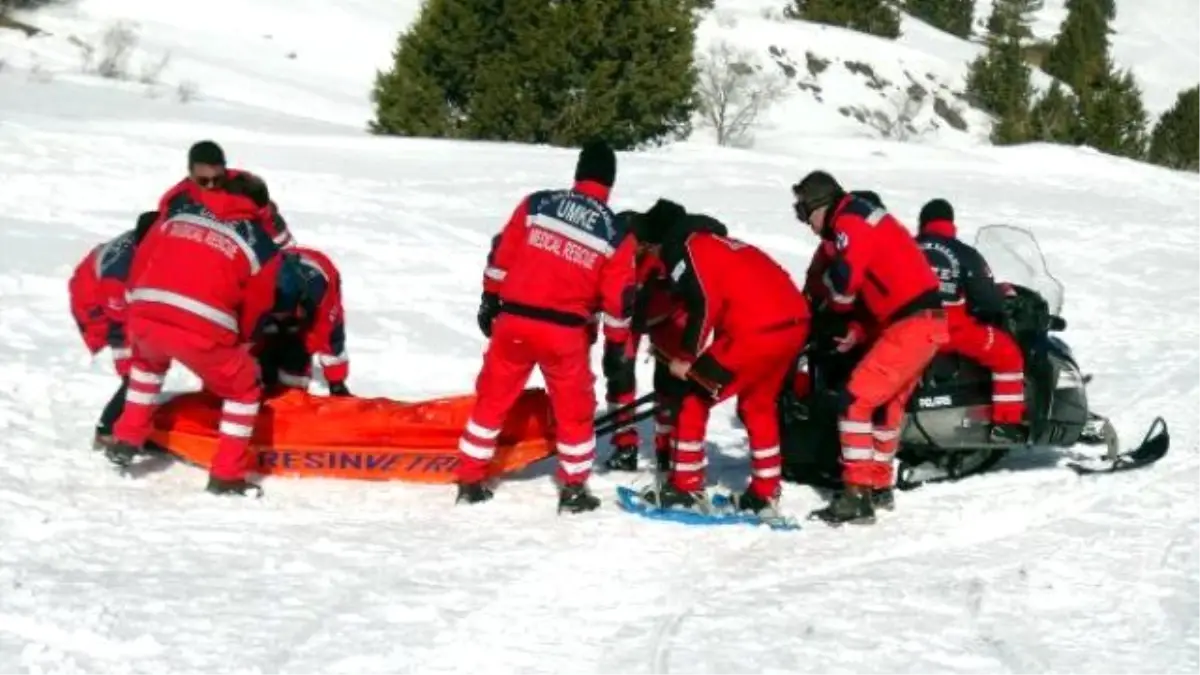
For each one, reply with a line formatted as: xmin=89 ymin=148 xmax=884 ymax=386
xmin=614 ymin=486 xmax=801 ymax=531
xmin=1067 ymin=416 xmax=1170 ymax=475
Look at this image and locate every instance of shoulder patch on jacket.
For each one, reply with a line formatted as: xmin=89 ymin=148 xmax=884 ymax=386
xmin=528 ymin=188 xmax=619 ymax=252
xmin=95 ymin=229 xmax=137 ymax=280
xmin=842 ymin=196 xmax=887 ymax=225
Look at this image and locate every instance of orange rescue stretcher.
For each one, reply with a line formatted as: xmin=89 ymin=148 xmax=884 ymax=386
xmin=148 ymin=388 xmax=557 ymax=483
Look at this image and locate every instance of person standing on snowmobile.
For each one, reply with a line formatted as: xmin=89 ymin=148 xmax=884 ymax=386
xmin=792 ymin=171 xmax=949 ymax=525
xmin=105 ymin=172 xmax=289 ymax=497
xmin=916 ymin=198 xmax=1026 ymax=443
xmin=647 ymin=207 xmax=810 ymax=516
xmin=604 ymin=200 xmax=695 ymax=474
xmin=458 ymin=140 xmax=636 ymax=513
xmin=68 ymin=210 xmax=159 ymax=450
xmin=253 ymin=246 xmax=351 ymax=397
xmin=154 ymin=140 xmax=295 ymax=248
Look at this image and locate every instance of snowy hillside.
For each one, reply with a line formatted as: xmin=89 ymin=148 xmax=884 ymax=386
xmin=1 ymin=0 xmax=1199 ymax=673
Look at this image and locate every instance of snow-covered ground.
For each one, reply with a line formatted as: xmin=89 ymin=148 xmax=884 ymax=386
xmin=1 ymin=0 xmax=1198 ymax=673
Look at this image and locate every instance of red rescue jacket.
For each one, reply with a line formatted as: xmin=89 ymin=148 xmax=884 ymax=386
xmin=803 ymin=240 xmax=881 ymax=343
xmin=284 ymin=246 xmax=349 ymax=384
xmin=69 ymin=229 xmax=138 ymax=364
xmin=155 ymin=170 xmax=294 ymax=248
xmin=483 ymin=180 xmax=636 ymax=344
xmin=127 ymin=190 xmax=284 ymax=347
xmin=663 ymin=221 xmax=810 ymax=357
xmin=821 ymin=194 xmax=941 ymax=325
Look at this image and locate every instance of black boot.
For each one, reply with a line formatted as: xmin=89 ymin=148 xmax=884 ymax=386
xmin=734 ymin=490 xmax=775 ymax=515
xmin=642 ymin=481 xmax=708 ymax=512
xmin=603 ymin=444 xmax=639 ymax=472
xmin=456 ymin=481 xmax=494 ymax=505
xmin=872 ymin=487 xmax=895 ymax=511
xmin=92 ymin=430 xmax=115 ymax=452
xmin=558 ymin=483 xmax=601 ymax=514
xmin=205 ymin=476 xmax=263 ymax=498
xmin=990 ymin=423 xmax=1028 ymax=444
xmin=809 ymin=484 xmax=876 ymax=525
xmin=104 ymin=440 xmax=143 ymax=468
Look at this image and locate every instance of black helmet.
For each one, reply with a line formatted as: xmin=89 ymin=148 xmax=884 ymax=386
xmin=792 ymin=170 xmax=845 ymax=223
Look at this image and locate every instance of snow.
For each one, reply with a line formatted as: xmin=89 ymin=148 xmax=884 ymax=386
xmin=1 ymin=0 xmax=1199 ymax=672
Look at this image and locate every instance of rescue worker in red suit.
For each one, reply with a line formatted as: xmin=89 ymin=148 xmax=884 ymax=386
xmin=253 ymin=246 xmax=352 ymax=397
xmin=155 ymin=140 xmax=295 ymax=249
xmin=603 ymin=201 xmax=694 ymax=474
xmin=794 ymin=190 xmax=887 ymax=400
xmin=459 ymin=140 xmax=636 ymax=513
xmin=792 ymin=171 xmax=949 ymax=525
xmin=648 ymin=208 xmax=811 ymax=516
xmin=105 ymin=172 xmax=288 ymax=497
xmin=916 ymin=198 xmax=1026 ymax=443
xmin=68 ymin=211 xmax=159 ymax=450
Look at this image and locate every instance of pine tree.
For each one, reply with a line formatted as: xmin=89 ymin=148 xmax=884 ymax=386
xmin=906 ymin=0 xmax=973 ymax=39
xmin=967 ymin=0 xmax=1033 ymax=143
xmin=985 ymin=0 xmax=1044 ymax=41
xmin=1077 ymin=67 xmax=1148 ymax=159
xmin=1043 ymin=0 xmax=1109 ymax=92
xmin=788 ymin=0 xmax=902 ymax=39
xmin=1029 ymin=82 xmax=1080 ymax=143
xmin=370 ymin=0 xmax=699 ymax=149
xmin=1147 ymin=86 xmax=1199 ymax=172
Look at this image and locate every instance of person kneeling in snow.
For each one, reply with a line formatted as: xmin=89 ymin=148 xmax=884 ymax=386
xmin=253 ymin=246 xmax=351 ymax=397
xmin=106 ymin=173 xmax=289 ymax=497
xmin=68 ymin=210 xmax=159 ymax=450
xmin=647 ymin=206 xmax=811 ymax=516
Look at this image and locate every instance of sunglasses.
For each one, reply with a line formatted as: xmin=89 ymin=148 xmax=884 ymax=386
xmin=791 ymin=183 xmax=812 ymax=222
xmin=192 ymin=172 xmax=227 ymax=188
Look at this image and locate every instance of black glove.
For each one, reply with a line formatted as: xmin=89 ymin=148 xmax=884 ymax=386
xmin=477 ymin=292 xmax=501 ymax=338
xmin=602 ymin=340 xmax=635 ymax=397
xmin=328 ymin=382 xmax=351 ymax=397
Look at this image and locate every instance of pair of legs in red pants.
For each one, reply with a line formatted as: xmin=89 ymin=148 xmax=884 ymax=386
xmin=838 ymin=310 xmax=949 ymax=490
xmin=671 ymin=323 xmax=809 ymax=500
xmin=942 ymin=305 xmax=1026 ymax=424
xmin=456 ymin=314 xmax=597 ymax=487
xmin=113 ymin=317 xmax=263 ymax=481
xmin=605 ymin=317 xmax=686 ymax=465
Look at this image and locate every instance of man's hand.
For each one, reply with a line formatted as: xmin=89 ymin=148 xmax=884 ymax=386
xmin=834 ymin=322 xmax=865 ymax=353
xmin=668 ymin=358 xmax=691 ymax=380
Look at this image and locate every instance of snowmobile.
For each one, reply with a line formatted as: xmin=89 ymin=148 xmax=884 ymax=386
xmin=778 ymin=224 xmax=1170 ymax=491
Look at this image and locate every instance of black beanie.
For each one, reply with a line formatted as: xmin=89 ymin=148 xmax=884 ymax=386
xmin=919 ymin=198 xmax=954 ymax=228
xmin=640 ymin=198 xmax=686 ymax=244
xmin=188 ymin=140 xmax=226 ymax=168
xmin=574 ymin=139 xmax=616 ymax=187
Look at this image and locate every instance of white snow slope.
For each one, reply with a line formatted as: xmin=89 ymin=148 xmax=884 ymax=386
xmin=1 ymin=1 xmax=1198 ymax=674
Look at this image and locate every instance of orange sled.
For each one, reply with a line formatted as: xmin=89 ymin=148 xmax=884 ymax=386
xmin=148 ymin=388 xmax=557 ymax=483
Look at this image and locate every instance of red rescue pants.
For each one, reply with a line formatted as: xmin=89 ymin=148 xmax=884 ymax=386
xmin=113 ymin=317 xmax=263 ymax=481
xmin=839 ymin=310 xmax=949 ymax=489
xmin=672 ymin=322 xmax=809 ymax=500
xmin=942 ymin=305 xmax=1026 ymax=424
xmin=456 ymin=314 xmax=597 ymax=486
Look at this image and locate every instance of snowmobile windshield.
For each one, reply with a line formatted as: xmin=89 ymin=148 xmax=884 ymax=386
xmin=974 ymin=224 xmax=1065 ymax=316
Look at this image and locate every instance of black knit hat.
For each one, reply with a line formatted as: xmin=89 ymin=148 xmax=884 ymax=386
xmin=919 ymin=198 xmax=954 ymax=228
xmin=574 ymin=139 xmax=616 ymax=187
xmin=792 ymin=170 xmax=845 ymax=222
xmin=188 ymin=140 xmax=226 ymax=168
xmin=639 ymin=198 xmax=686 ymax=245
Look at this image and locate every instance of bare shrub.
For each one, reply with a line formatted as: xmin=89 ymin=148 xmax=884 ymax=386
xmin=694 ymin=40 xmax=789 ymax=148
xmin=95 ymin=20 xmax=137 ymax=79
xmin=176 ymin=79 xmax=198 ymax=103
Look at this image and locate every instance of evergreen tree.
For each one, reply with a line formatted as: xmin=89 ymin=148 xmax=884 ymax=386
xmin=1077 ymin=67 xmax=1148 ymax=159
xmin=1147 ymin=86 xmax=1199 ymax=172
xmin=985 ymin=0 xmax=1043 ymax=41
xmin=1066 ymin=0 xmax=1114 ymax=21
xmin=906 ymin=0 xmax=973 ymax=39
xmin=1029 ymin=82 xmax=1080 ymax=143
xmin=1043 ymin=0 xmax=1109 ymax=92
xmin=788 ymin=0 xmax=901 ymax=39
xmin=966 ymin=34 xmax=1033 ymax=144
xmin=370 ymin=0 xmax=700 ymax=149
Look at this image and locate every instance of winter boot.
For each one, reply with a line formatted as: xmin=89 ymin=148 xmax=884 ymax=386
xmin=205 ymin=476 xmax=263 ymax=498
xmin=104 ymin=440 xmax=143 ymax=468
xmin=809 ymin=484 xmax=876 ymax=525
xmin=603 ymin=443 xmax=640 ymax=472
xmin=92 ymin=430 xmax=115 ymax=452
xmin=642 ymin=481 xmax=710 ymax=513
xmin=456 ymin=481 xmax=494 ymax=505
xmin=558 ymin=483 xmax=601 ymax=514
xmin=653 ymin=434 xmax=673 ymax=474
xmin=990 ymin=423 xmax=1029 ymax=445
xmin=734 ymin=489 xmax=779 ymax=516
xmin=871 ymin=487 xmax=895 ymax=511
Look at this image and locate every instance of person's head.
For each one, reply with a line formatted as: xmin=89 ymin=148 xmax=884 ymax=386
xmin=792 ymin=170 xmax=846 ymax=238
xmin=637 ymin=198 xmax=687 ymax=255
xmin=222 ymin=172 xmax=271 ymax=209
xmin=574 ymin=139 xmax=616 ymax=190
xmin=918 ymin=198 xmax=955 ymax=233
xmin=188 ymin=140 xmax=227 ymax=189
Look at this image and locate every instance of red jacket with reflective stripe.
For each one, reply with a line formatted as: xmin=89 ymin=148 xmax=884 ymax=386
xmin=69 ymin=229 xmax=138 ymax=355
xmin=291 ymin=246 xmax=349 ymax=383
xmin=156 ymin=170 xmax=294 ymax=248
xmin=822 ymin=194 xmax=940 ymax=325
xmin=483 ymin=180 xmax=636 ymax=343
xmin=128 ymin=191 xmax=283 ymax=346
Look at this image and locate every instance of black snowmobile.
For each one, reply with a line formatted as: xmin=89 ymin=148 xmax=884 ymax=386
xmin=778 ymin=224 xmax=1170 ymax=491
